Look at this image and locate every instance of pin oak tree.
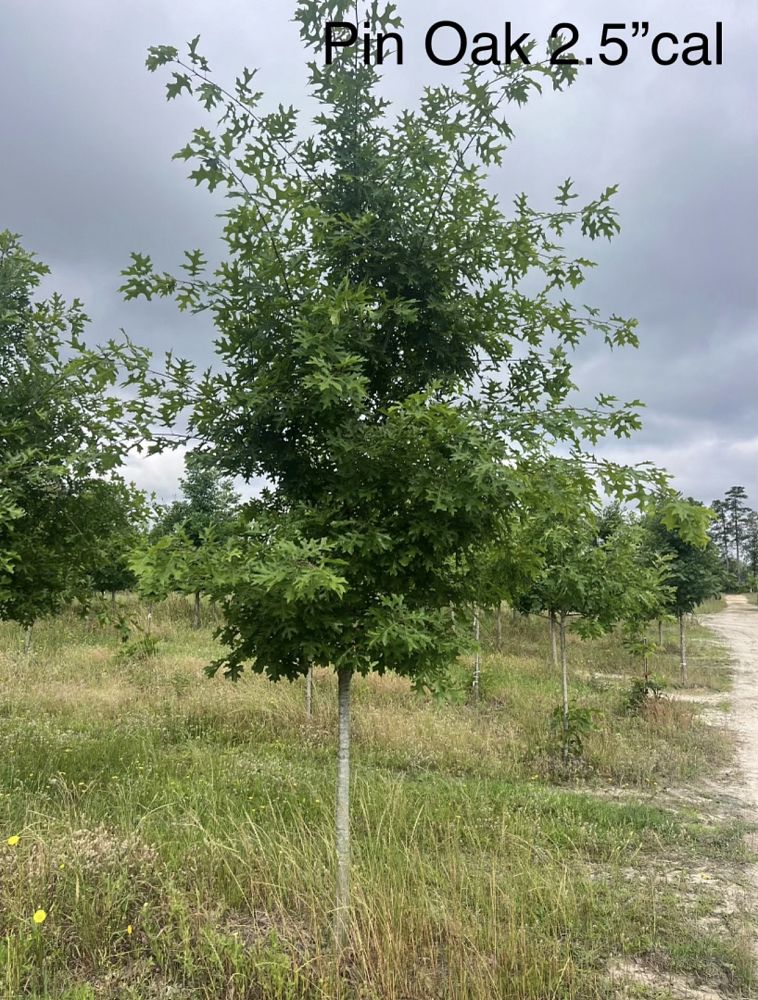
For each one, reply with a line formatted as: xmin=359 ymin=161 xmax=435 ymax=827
xmin=123 ymin=1 xmax=666 ymax=947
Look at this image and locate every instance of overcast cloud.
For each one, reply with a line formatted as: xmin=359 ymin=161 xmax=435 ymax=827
xmin=1 ymin=0 xmax=756 ymax=504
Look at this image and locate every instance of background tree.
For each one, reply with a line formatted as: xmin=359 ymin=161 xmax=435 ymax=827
xmin=710 ymin=488 xmax=754 ymax=589
xmin=514 ymin=477 xmax=667 ymax=760
xmin=710 ymin=498 xmax=731 ymax=574
xmin=725 ymin=486 xmax=750 ymax=586
xmin=125 ymin=2 xmax=669 ymax=947
xmin=89 ymin=479 xmax=150 ymax=605
xmin=644 ymin=498 xmax=723 ymax=682
xmin=144 ymin=452 xmax=239 ymax=626
xmin=0 ymin=231 xmax=137 ymax=633
xmin=744 ymin=509 xmax=758 ymax=590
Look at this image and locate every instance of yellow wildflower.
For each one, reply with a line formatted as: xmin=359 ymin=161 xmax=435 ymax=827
xmin=33 ymin=909 xmax=47 ymax=925
xmin=6 ymin=835 xmax=20 ymax=846
xmin=127 ymin=924 xmax=133 ymax=936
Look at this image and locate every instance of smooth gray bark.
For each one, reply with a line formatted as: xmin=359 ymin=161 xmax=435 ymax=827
xmin=192 ymin=591 xmax=201 ymax=630
xmin=23 ymin=625 xmax=32 ymax=655
xmin=657 ymin=619 xmax=663 ymax=648
xmin=335 ymin=667 xmax=352 ymax=951
xmin=472 ymin=607 xmax=481 ymax=702
xmin=305 ymin=665 xmax=314 ymax=719
xmin=560 ymin=614 xmax=569 ymax=762
xmin=679 ymin=613 xmax=687 ymax=684
xmin=495 ymin=605 xmax=502 ymax=652
xmin=549 ymin=611 xmax=559 ymax=669
xmin=643 ymin=636 xmax=649 ymax=682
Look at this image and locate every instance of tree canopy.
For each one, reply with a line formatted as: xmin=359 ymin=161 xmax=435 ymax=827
xmin=645 ymin=498 xmax=723 ymax=616
xmin=0 ymin=231 xmax=138 ymax=625
xmin=122 ymin=3 xmax=670 ymax=690
xmin=131 ymin=453 xmax=240 ymax=625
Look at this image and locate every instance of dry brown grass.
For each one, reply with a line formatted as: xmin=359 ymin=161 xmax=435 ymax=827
xmin=0 ymin=601 xmax=754 ymax=998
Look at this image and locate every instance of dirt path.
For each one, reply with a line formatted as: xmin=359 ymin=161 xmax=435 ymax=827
xmin=605 ymin=599 xmax=758 ymax=998
xmin=704 ymin=595 xmax=758 ymax=809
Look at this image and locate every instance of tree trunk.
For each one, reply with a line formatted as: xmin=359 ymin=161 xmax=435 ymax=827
xmin=305 ymin=665 xmax=314 ymax=719
xmin=549 ymin=611 xmax=559 ymax=668
xmin=495 ymin=604 xmax=502 ymax=652
xmin=110 ymin=590 xmax=117 ymax=610
xmin=679 ymin=613 xmax=687 ymax=684
xmin=472 ymin=607 xmax=481 ymax=702
xmin=192 ymin=591 xmax=201 ymax=630
xmin=560 ymin=614 xmax=569 ymax=762
xmin=335 ymin=667 xmax=352 ymax=952
xmin=643 ymin=636 xmax=649 ymax=682
xmin=23 ymin=625 xmax=33 ymax=655
xmin=721 ymin=513 xmax=730 ymax=574
xmin=733 ymin=501 xmax=742 ymax=584
xmin=657 ymin=619 xmax=663 ymax=648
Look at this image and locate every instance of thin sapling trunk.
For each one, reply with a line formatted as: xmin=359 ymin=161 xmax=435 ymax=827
xmin=549 ymin=611 xmax=559 ymax=668
xmin=559 ymin=613 xmax=570 ymax=762
xmin=679 ymin=612 xmax=687 ymax=684
xmin=305 ymin=665 xmax=313 ymax=719
xmin=335 ymin=667 xmax=352 ymax=952
xmin=472 ymin=606 xmax=481 ymax=702
xmin=643 ymin=635 xmax=649 ymax=682
xmin=193 ymin=590 xmax=201 ymax=629
xmin=495 ymin=604 xmax=502 ymax=652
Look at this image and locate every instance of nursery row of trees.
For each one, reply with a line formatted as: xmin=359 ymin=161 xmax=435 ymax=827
xmin=0 ymin=0 xmax=736 ymax=949
xmin=0 ymin=216 xmax=725 ymax=941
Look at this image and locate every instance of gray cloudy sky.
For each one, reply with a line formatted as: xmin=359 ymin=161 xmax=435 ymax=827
xmin=2 ymin=0 xmax=757 ymax=504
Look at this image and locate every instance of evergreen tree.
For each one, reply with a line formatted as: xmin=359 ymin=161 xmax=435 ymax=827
xmin=710 ymin=498 xmax=731 ymax=572
xmin=725 ymin=485 xmax=750 ymax=585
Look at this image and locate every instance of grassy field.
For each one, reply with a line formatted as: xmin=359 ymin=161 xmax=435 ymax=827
xmin=0 ymin=599 xmax=754 ymax=999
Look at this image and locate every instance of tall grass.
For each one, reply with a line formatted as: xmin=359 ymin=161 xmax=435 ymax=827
xmin=0 ymin=599 xmax=753 ymax=998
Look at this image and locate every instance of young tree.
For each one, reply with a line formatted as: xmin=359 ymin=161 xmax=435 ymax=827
xmin=515 ymin=481 xmax=666 ymax=759
xmin=123 ymin=3 xmax=667 ymax=946
xmin=145 ymin=452 xmax=239 ymax=626
xmin=644 ymin=498 xmax=723 ymax=682
xmin=0 ymin=232 xmax=137 ymax=631
xmin=89 ymin=479 xmax=150 ymax=605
